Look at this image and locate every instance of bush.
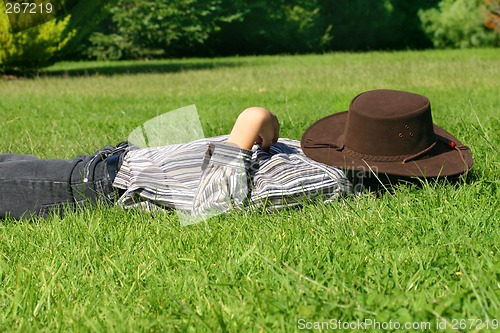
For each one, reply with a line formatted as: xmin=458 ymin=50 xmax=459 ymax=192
xmin=483 ymin=0 xmax=500 ymax=32
xmin=85 ymin=0 xmax=226 ymax=60
xmin=85 ymin=0 xmax=330 ymax=59
xmin=206 ymin=0 xmax=329 ymax=56
xmin=0 ymin=11 xmax=73 ymax=74
xmin=84 ymin=32 xmax=144 ymax=61
xmin=419 ymin=0 xmax=500 ymax=48
xmin=56 ymin=0 xmax=118 ymax=61
xmin=311 ymin=0 xmax=440 ymax=51
xmin=0 ymin=9 xmax=11 ymax=65
xmin=0 ymin=0 xmax=114 ymax=74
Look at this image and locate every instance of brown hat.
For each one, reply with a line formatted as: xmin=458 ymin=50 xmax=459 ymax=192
xmin=301 ymin=89 xmax=473 ymax=177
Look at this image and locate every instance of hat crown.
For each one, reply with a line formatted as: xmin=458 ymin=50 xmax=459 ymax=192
xmin=343 ymin=90 xmax=436 ymax=156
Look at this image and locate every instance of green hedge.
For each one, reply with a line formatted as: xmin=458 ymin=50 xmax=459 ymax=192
xmin=2 ymin=0 xmax=499 ymax=72
xmin=84 ymin=0 xmax=466 ymax=60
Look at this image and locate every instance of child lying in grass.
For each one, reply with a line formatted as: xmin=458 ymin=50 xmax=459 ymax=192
xmin=0 ymin=90 xmax=472 ymax=220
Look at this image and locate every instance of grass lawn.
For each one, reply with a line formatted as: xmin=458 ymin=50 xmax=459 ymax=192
xmin=0 ymin=49 xmax=499 ymax=332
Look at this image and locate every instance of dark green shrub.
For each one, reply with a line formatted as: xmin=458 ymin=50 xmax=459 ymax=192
xmin=84 ymin=33 xmax=141 ymax=61
xmin=316 ymin=0 xmax=439 ymax=51
xmin=56 ymin=0 xmax=118 ymax=60
xmin=206 ymin=0 xmax=329 ymax=55
xmin=85 ymin=0 xmax=331 ymax=59
xmin=85 ymin=0 xmax=227 ymax=59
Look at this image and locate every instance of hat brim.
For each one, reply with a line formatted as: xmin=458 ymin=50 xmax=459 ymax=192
xmin=301 ymin=111 xmax=473 ymax=178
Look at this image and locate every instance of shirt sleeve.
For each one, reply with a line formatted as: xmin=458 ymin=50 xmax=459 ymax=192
xmin=187 ymin=142 xmax=253 ymax=223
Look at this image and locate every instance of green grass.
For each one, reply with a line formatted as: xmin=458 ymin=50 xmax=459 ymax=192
xmin=0 ymin=49 xmax=499 ymax=332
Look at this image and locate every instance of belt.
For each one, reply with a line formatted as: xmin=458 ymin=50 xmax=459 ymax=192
xmin=106 ymin=153 xmax=123 ymax=184
xmin=105 ymin=142 xmax=129 ymax=183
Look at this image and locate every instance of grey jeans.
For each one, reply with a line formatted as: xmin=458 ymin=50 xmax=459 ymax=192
xmin=0 ymin=146 xmax=122 ymax=219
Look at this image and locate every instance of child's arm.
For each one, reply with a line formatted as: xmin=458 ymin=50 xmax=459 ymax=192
xmin=227 ymin=107 xmax=280 ymax=151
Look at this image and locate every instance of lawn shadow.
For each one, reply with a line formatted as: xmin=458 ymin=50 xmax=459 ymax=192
xmin=39 ymin=59 xmax=251 ymax=78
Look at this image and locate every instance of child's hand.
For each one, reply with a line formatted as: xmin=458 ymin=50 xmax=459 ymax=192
xmin=227 ymin=107 xmax=280 ymax=151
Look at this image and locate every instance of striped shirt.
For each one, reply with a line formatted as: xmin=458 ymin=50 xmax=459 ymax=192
xmin=113 ymin=135 xmax=353 ymax=221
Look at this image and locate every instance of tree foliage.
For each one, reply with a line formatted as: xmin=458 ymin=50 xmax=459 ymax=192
xmin=0 ymin=10 xmax=73 ymax=74
xmin=0 ymin=0 xmax=114 ymax=74
xmin=2 ymin=0 xmax=499 ymax=72
xmin=483 ymin=0 xmax=500 ymax=32
xmin=84 ymin=0 xmax=227 ymax=60
xmin=85 ymin=0 xmax=445 ymax=60
xmin=314 ymin=0 xmax=440 ymax=51
xmin=419 ymin=0 xmax=499 ymax=48
xmin=205 ymin=0 xmax=329 ymax=56
xmin=56 ymin=0 xmax=118 ymax=60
